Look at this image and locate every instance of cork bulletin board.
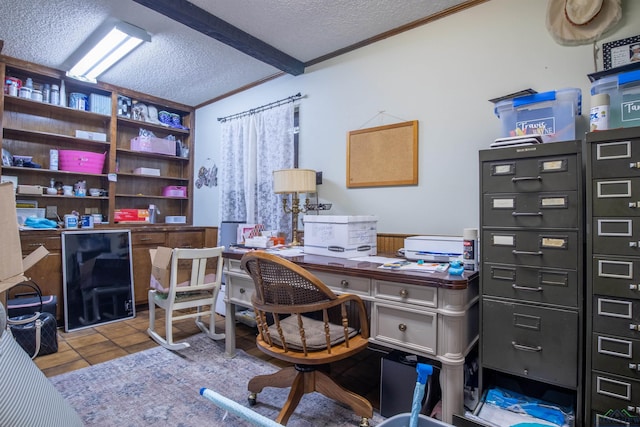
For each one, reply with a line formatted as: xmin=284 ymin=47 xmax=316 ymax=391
xmin=346 ymin=120 xmax=418 ymax=188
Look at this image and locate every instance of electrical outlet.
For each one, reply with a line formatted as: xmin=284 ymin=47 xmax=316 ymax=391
xmin=46 ymin=205 xmax=57 ymax=219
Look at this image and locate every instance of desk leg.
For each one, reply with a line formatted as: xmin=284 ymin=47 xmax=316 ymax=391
xmin=224 ymin=299 xmax=237 ymax=359
xmin=440 ymin=358 xmax=465 ymax=425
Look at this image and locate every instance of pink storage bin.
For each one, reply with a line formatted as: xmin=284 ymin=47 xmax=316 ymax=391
xmin=162 ymin=186 xmax=187 ymax=197
xmin=130 ymin=136 xmax=176 ymax=156
xmin=59 ymin=150 xmax=106 ymax=174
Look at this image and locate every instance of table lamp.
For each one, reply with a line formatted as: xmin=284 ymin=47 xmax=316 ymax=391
xmin=273 ymin=168 xmax=316 ymax=246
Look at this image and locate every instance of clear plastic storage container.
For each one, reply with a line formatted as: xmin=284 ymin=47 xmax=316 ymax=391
xmin=591 ymin=69 xmax=640 ymax=129
xmin=494 ymin=88 xmax=582 ymax=143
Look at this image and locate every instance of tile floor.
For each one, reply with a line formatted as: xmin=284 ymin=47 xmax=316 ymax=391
xmin=34 ymin=308 xmax=384 ymax=410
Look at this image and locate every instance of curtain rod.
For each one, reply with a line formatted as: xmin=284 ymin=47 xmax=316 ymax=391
xmin=217 ymin=92 xmax=302 ymax=122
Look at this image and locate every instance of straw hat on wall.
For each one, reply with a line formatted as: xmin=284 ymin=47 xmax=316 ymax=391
xmin=546 ymin=0 xmax=622 ymax=46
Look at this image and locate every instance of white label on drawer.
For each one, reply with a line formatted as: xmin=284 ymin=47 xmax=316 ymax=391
xmin=541 ymin=197 xmax=567 ymax=207
xmin=596 ymin=375 xmax=632 ymax=400
xmin=492 ymin=234 xmax=514 ymax=246
xmin=597 ymin=335 xmax=632 ymax=358
xmin=597 ymin=180 xmax=631 ymax=198
xmin=541 ymin=160 xmax=563 ymax=171
xmin=492 ymin=198 xmax=514 ymax=209
xmin=541 ymin=237 xmax=567 ymax=248
xmin=598 ymin=259 xmax=633 ymax=279
xmin=493 ymin=164 xmax=513 ymax=175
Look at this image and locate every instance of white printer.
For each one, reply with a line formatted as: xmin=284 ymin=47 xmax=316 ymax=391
xmin=404 ymin=235 xmax=463 ymax=263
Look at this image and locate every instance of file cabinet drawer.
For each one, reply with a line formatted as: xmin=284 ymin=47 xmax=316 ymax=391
xmin=591 ymin=372 xmax=640 ymax=415
xmin=592 ymin=256 xmax=640 ymax=300
xmin=482 ymin=230 xmax=578 ymax=269
xmin=593 ymin=295 xmax=640 ymax=339
xmin=482 ymin=191 xmax=579 ymax=229
xmin=593 ymin=217 xmax=640 ymax=257
xmin=590 ymin=138 xmax=640 ymax=179
xmin=482 ymin=298 xmax=578 ymax=387
xmin=482 ymin=263 xmax=578 ymax=308
xmin=592 ymin=178 xmax=640 ymax=217
xmin=592 ymin=333 xmax=640 ymax=381
xmin=481 ymin=154 xmax=578 ymax=194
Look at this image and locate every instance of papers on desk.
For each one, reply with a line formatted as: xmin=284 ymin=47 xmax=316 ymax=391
xmin=378 ymin=261 xmax=448 ymax=272
xmin=265 ymin=246 xmax=305 ymax=257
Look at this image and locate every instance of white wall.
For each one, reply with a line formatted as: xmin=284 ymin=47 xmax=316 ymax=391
xmin=194 ymin=0 xmax=640 ymax=235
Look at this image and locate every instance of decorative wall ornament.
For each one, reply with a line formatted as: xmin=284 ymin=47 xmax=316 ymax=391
xmin=196 ymin=159 xmax=217 ymax=189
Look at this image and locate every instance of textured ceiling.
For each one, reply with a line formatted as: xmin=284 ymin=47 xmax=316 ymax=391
xmin=0 ymin=0 xmax=477 ymax=107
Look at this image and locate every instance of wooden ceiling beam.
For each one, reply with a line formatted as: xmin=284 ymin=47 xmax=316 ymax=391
xmin=132 ymin=0 xmax=305 ymax=75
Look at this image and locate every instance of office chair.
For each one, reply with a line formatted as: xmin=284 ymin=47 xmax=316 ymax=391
xmin=240 ymin=251 xmax=373 ymax=427
xmin=147 ymin=246 xmax=225 ymax=350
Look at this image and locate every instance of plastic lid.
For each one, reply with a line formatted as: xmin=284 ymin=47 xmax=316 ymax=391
xmin=619 ymin=69 xmax=640 ymax=86
xmin=591 ymin=93 xmax=610 ymax=106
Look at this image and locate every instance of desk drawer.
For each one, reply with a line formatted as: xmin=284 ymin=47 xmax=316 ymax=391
xmin=225 ymin=274 xmax=254 ymax=306
xmin=482 ymin=230 xmax=578 ymax=269
xmin=374 ymin=280 xmax=437 ymax=308
xmin=372 ymin=302 xmax=437 ymax=356
xmin=482 ymin=299 xmax=577 ymax=387
xmin=592 ymin=333 xmax=640 ymax=381
xmin=313 ymin=271 xmax=371 ymax=297
xmin=481 ymin=154 xmax=578 ymax=193
xmin=482 ymin=191 xmax=579 ymax=229
xmin=482 ymin=263 xmax=578 ymax=308
xmin=225 ymin=259 xmax=244 ymax=274
xmin=167 ymin=231 xmax=203 ymax=249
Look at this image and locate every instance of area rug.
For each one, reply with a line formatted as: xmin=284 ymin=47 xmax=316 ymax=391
xmin=50 ymin=333 xmax=386 ymax=426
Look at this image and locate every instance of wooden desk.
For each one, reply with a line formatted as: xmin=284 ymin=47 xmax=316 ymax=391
xmin=223 ymin=250 xmax=479 ymax=424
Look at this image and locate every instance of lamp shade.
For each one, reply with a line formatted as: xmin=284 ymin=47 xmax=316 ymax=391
xmin=273 ymin=169 xmax=316 ymax=194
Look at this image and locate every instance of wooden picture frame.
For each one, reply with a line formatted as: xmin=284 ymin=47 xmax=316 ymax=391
xmin=346 ymin=120 xmax=418 ymax=188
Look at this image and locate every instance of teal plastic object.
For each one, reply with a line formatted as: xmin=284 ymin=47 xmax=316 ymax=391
xmin=448 ymin=260 xmax=464 ymax=276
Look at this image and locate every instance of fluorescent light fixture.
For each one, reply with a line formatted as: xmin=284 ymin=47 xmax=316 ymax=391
xmin=63 ymin=19 xmax=150 ymax=83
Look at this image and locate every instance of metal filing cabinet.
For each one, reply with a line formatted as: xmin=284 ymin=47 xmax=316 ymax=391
xmin=478 ymin=141 xmax=584 ymax=426
xmin=586 ymin=128 xmax=640 ymax=426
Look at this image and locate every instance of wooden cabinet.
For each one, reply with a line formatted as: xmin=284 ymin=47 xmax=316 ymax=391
xmin=0 ymin=56 xmax=194 ymax=225
xmin=19 ymin=227 xmax=215 ymax=321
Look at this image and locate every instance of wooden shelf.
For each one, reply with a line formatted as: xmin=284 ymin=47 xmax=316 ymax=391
xmin=117 ymin=116 xmax=190 ymax=135
xmin=4 ymin=127 xmax=111 ymax=149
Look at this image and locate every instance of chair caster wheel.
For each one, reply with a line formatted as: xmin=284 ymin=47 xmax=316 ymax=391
xmin=359 ymin=417 xmax=370 ymax=427
xmin=248 ymin=393 xmax=257 ymax=406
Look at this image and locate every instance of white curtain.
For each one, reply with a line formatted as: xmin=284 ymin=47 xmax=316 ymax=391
xmin=219 ymin=102 xmax=294 ymax=236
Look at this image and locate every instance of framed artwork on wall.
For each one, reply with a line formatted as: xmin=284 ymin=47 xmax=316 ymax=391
xmin=603 ymin=34 xmax=640 ymax=70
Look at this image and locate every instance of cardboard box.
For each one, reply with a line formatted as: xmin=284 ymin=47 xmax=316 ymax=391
xmin=133 ymin=167 xmax=161 ymax=176
xmin=114 ymin=209 xmax=149 ymax=223
xmin=75 ymin=130 xmax=107 ymax=141
xmin=149 ymin=246 xmax=212 ymax=293
xmin=17 ymin=185 xmax=43 ymax=195
xmin=303 ymin=215 xmax=377 ymax=258
xmin=0 ymin=182 xmax=49 ymax=293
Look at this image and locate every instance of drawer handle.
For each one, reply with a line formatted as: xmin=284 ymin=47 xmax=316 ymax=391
xmin=511 ymin=212 xmax=543 ymax=217
xmin=629 ymin=202 xmax=640 ymax=208
xmin=511 ymin=341 xmax=542 ymax=352
xmin=239 ymin=288 xmax=246 ymax=294
xmin=27 ymin=243 xmax=45 ymax=247
xmin=398 ymin=323 xmax=407 ymax=332
xmin=399 ymin=289 xmax=408 ymax=298
xmin=511 ymin=176 xmax=541 ymax=182
xmin=512 ymin=284 xmax=543 ymax=292
xmin=630 ymin=324 xmax=640 ymax=331
xmin=140 ymin=237 xmax=152 ymax=241
xmin=340 ymin=280 xmax=349 ymax=288
xmin=629 ymin=363 xmax=640 ymax=371
xmin=512 ymin=250 xmax=543 ymax=256
xmin=630 ymin=162 xmax=640 ymax=169
xmin=630 ymin=242 xmax=640 ymax=248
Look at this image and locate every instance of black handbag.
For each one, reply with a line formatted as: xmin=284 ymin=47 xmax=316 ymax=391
xmin=7 ymin=282 xmax=58 ymax=359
